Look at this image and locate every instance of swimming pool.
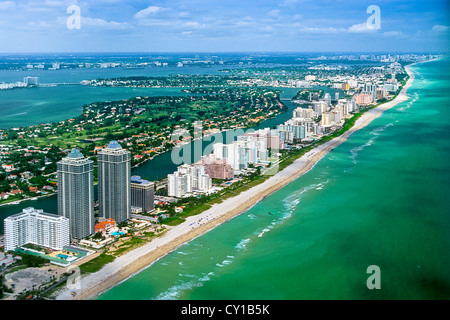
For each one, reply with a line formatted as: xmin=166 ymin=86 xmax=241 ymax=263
xmin=111 ymin=231 xmax=125 ymax=236
xmin=57 ymin=254 xmax=68 ymax=260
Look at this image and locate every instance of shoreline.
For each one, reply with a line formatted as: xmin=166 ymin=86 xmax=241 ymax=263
xmin=55 ymin=63 xmax=416 ymax=300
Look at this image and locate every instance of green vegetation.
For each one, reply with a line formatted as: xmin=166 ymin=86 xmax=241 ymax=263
xmin=15 ymin=252 xmax=50 ymax=268
xmin=79 ymin=252 xmax=115 ymax=274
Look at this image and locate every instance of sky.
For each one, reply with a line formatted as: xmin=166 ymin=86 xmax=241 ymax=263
xmin=0 ymin=0 xmax=449 ymax=53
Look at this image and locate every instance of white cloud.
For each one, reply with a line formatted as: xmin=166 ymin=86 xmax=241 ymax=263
xmin=183 ymin=21 xmax=205 ymax=29
xmin=0 ymin=1 xmax=16 ymax=10
xmin=301 ymin=27 xmax=344 ymax=33
xmin=432 ymin=25 xmax=450 ymax=32
xmin=134 ymin=6 xmax=165 ymax=19
xmin=348 ymin=22 xmax=377 ymax=33
xmin=383 ymin=31 xmax=405 ymax=37
xmin=268 ymin=9 xmax=280 ymax=18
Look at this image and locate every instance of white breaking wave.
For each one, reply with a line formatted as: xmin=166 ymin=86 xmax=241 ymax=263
xmin=235 ymin=238 xmax=251 ymax=250
xmin=350 ymin=123 xmax=393 ymax=164
xmin=398 ymin=91 xmax=419 ymax=112
xmin=4 ymin=112 xmax=27 ymax=117
xmin=154 ymin=281 xmax=198 ymax=300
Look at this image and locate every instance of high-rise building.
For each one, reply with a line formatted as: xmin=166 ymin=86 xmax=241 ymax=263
xmin=324 ymin=93 xmax=331 ymax=107
xmin=277 ymin=123 xmax=306 ymax=140
xmin=131 ymin=176 xmax=155 ymax=214
xmin=5 ymin=207 xmax=70 ymax=252
xmin=213 ymin=136 xmax=269 ymax=172
xmin=23 ymin=76 xmax=39 ymax=86
xmin=354 ymin=93 xmax=373 ymax=106
xmin=168 ymin=164 xmax=212 ymax=197
xmin=98 ymin=141 xmax=131 ymax=223
xmin=200 ymin=154 xmax=234 ymax=180
xmin=293 ymin=107 xmax=315 ymax=120
xmin=244 ymin=128 xmax=284 ymax=151
xmin=57 ymin=149 xmax=94 ymax=240
xmin=312 ymin=101 xmax=328 ymax=115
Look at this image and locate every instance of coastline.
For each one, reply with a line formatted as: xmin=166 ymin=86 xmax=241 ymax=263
xmin=55 ymin=65 xmax=416 ymax=301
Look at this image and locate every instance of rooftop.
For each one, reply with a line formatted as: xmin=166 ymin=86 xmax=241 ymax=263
xmin=106 ymin=140 xmax=122 ymax=149
xmin=131 ymin=175 xmax=152 ymax=185
xmin=67 ymin=148 xmax=84 ymax=159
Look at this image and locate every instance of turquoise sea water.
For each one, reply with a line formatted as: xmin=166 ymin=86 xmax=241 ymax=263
xmin=97 ymin=58 xmax=450 ymax=300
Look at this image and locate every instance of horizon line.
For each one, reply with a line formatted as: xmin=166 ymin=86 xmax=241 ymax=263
xmin=0 ymin=51 xmax=447 ymax=55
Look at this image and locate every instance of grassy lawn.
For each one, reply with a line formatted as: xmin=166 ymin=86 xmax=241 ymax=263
xmin=79 ymin=253 xmax=116 ymax=274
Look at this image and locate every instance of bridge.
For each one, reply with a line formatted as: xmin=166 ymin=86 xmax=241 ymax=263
xmin=39 ymin=83 xmax=81 ymax=87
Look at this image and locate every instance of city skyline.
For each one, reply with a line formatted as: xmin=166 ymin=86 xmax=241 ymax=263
xmin=0 ymin=0 xmax=448 ymax=53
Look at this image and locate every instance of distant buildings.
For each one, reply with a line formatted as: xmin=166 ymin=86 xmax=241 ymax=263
xmin=4 ymin=207 xmax=70 ymax=252
xmin=57 ymin=148 xmax=94 ymax=240
xmin=354 ymin=93 xmax=373 ymax=106
xmin=98 ymin=141 xmax=131 ymax=223
xmin=23 ymin=77 xmax=39 ymax=86
xmin=278 ymin=106 xmax=322 ymax=142
xmin=213 ymin=135 xmax=268 ymax=172
xmin=336 ymin=99 xmax=356 ymax=115
xmin=312 ymin=101 xmax=328 ymax=115
xmin=278 ymin=122 xmax=307 ymax=141
xmin=383 ymin=80 xmax=399 ymax=92
xmin=131 ymin=175 xmax=155 ymax=213
xmin=244 ymin=128 xmax=284 ymax=151
xmin=168 ymin=164 xmax=212 ymax=197
xmin=199 ymin=154 xmax=234 ymax=180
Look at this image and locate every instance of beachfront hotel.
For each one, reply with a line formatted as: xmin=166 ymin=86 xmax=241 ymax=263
xmin=131 ymin=175 xmax=155 ymax=214
xmin=98 ymin=141 xmax=131 ymax=223
xmin=4 ymin=207 xmax=70 ymax=252
xmin=168 ymin=164 xmax=213 ymax=198
xmin=213 ymin=135 xmax=269 ymax=172
xmin=199 ymin=154 xmax=234 ymax=180
xmin=57 ymin=148 xmax=95 ymax=240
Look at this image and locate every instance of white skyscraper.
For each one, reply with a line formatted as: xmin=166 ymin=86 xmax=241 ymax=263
xmin=5 ymin=207 xmax=70 ymax=252
xmin=213 ymin=136 xmax=268 ymax=172
xmin=167 ymin=164 xmax=212 ymax=197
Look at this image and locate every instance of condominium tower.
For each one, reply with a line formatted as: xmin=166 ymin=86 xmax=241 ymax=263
xmin=98 ymin=141 xmax=131 ymax=223
xmin=131 ymin=176 xmax=155 ymax=213
xmin=4 ymin=207 xmax=70 ymax=252
xmin=57 ymin=148 xmax=94 ymax=240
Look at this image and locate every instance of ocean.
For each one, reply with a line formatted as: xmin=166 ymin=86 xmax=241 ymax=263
xmin=97 ymin=58 xmax=450 ymax=300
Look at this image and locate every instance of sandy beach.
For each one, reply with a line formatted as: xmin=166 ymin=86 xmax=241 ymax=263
xmin=55 ymin=65 xmax=415 ymax=300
